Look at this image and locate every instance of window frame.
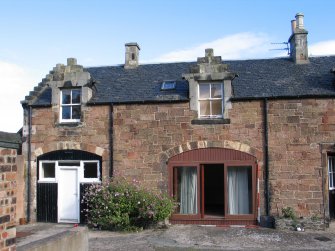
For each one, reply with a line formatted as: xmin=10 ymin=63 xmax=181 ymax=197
xmin=82 ymin=160 xmax=101 ymax=183
xmin=60 ymin=88 xmax=82 ymax=123
xmin=198 ymin=82 xmax=224 ymax=119
xmin=38 ymin=160 xmax=101 ymax=183
xmin=39 ymin=161 xmax=57 ymax=182
xmin=169 ymin=160 xmax=256 ymax=220
xmin=328 ymin=156 xmax=335 ymax=190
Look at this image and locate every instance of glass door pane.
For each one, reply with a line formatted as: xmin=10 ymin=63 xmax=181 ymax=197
xmin=174 ymin=166 xmax=198 ymax=214
xmin=227 ymin=166 xmax=252 ymax=215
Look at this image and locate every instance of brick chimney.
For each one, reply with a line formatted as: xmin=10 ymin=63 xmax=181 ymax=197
xmin=124 ymin=42 xmax=140 ymax=69
xmin=288 ymin=13 xmax=309 ymax=64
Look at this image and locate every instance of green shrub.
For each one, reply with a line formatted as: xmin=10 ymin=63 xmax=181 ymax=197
xmin=281 ymin=207 xmax=296 ymax=220
xmin=82 ymin=178 xmax=176 ymax=231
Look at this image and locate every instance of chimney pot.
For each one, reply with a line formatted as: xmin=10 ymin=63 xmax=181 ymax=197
xmin=205 ymin=48 xmax=214 ymax=57
xmin=295 ymin=13 xmax=304 ymax=29
xmin=291 ymin=20 xmax=296 ymax=34
xmin=67 ymin=58 xmax=77 ymax=66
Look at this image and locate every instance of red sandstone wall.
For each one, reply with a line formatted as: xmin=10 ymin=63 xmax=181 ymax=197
xmin=267 ymin=99 xmax=335 ymax=217
xmin=25 ymin=104 xmax=110 ymax=221
xmin=0 ymin=148 xmax=17 ymax=250
xmin=113 ymin=99 xmax=335 ymax=218
xmin=27 ymin=98 xmax=335 ymax=219
xmin=113 ymin=101 xmax=264 ymax=200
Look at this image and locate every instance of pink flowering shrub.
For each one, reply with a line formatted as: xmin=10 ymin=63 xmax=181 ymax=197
xmin=82 ymin=178 xmax=175 ymax=231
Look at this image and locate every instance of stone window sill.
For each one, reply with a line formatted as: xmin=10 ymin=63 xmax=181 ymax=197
xmin=191 ymin=118 xmax=230 ymax=125
xmin=56 ymin=122 xmax=83 ymax=128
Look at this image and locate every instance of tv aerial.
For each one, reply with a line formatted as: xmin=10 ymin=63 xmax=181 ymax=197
xmin=270 ymin=42 xmax=290 ymax=55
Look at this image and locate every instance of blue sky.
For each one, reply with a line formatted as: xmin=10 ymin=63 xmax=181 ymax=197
xmin=1 ymin=0 xmax=335 ymax=132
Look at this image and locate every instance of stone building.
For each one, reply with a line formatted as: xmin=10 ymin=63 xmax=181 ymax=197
xmin=0 ymin=131 xmax=21 ymax=250
xmin=20 ymin=13 xmax=335 ymax=228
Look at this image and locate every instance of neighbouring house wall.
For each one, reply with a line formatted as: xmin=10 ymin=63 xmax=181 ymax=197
xmin=15 ymin=155 xmax=25 ymax=224
xmin=0 ymin=147 xmax=17 ymax=250
xmin=23 ymin=104 xmax=110 ymax=222
xmin=113 ymin=98 xmax=335 ymax=219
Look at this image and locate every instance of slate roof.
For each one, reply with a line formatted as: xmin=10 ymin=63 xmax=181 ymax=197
xmin=87 ymin=63 xmax=190 ymax=104
xmin=0 ymin=131 xmax=21 ymax=149
xmin=30 ymin=56 xmax=335 ymax=106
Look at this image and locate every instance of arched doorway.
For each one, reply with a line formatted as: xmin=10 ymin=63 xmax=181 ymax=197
xmin=168 ymin=148 xmax=257 ymax=225
xmin=36 ymin=150 xmax=102 ymax=223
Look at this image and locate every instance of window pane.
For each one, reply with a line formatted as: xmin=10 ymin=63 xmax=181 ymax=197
xmin=72 ymin=90 xmax=81 ymax=104
xmin=58 ymin=162 xmax=80 ymax=166
xmin=72 ymin=106 xmax=81 ymax=120
xmin=228 ymin=166 xmax=252 ymax=214
xmin=62 ymin=106 xmax=71 ymax=119
xmin=199 ymin=84 xmax=210 ymax=99
xmin=199 ymin=100 xmax=210 ymax=117
xmin=84 ymin=162 xmax=98 ymax=178
xmin=211 ymin=84 xmax=222 ymax=98
xmin=62 ymin=90 xmax=71 ymax=104
xmin=212 ymin=100 xmax=222 ymax=116
xmin=174 ymin=167 xmax=198 ymax=214
xmin=42 ymin=163 xmax=55 ymax=178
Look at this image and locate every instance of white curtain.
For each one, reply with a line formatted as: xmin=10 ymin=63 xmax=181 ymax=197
xmin=228 ymin=167 xmax=250 ymax=214
xmin=180 ymin=167 xmax=198 ymax=214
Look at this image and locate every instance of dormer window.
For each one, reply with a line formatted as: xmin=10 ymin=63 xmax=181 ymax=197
xmin=161 ymin=81 xmax=176 ymax=90
xmin=60 ymin=88 xmax=81 ymax=122
xmin=198 ymin=83 xmax=223 ymax=118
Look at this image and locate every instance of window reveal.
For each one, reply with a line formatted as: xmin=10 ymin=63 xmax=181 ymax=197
xmin=60 ymin=89 xmax=81 ymax=122
xmin=198 ymin=83 xmax=223 ymax=118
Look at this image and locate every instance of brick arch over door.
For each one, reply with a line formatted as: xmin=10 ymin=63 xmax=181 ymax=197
xmin=33 ymin=142 xmax=105 ymax=158
xmin=168 ymin=147 xmax=257 ymax=162
xmin=161 ymin=140 xmax=261 ymax=163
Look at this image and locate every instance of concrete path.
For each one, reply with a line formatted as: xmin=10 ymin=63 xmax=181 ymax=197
xmin=17 ymin=223 xmax=335 ymax=251
xmin=89 ymin=224 xmax=335 ymax=251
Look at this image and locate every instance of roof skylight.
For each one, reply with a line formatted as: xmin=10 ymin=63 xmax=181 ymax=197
xmin=161 ymin=81 xmax=176 ymax=90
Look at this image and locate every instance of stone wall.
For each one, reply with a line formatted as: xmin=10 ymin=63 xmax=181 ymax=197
xmin=267 ymin=99 xmax=335 ymax=218
xmin=113 ymin=100 xmax=264 ymax=206
xmin=25 ymin=94 xmax=335 ymax=222
xmin=23 ymin=104 xmax=110 ymax=221
xmin=113 ymin=98 xmax=335 ymax=219
xmin=275 ymin=217 xmax=326 ymax=231
xmin=0 ymin=147 xmax=17 ymax=250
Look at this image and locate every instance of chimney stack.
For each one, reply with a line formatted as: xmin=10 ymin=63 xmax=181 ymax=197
xmin=288 ymin=13 xmax=309 ymax=64
xmin=124 ymin=42 xmax=140 ymax=69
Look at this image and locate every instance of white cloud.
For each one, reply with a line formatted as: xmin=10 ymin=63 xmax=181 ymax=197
xmin=0 ymin=61 xmax=40 ymax=133
xmin=146 ymin=32 xmax=277 ymax=63
xmin=309 ymin=40 xmax=335 ymax=56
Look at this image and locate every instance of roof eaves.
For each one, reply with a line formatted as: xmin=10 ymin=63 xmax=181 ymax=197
xmin=231 ymin=94 xmax=335 ymax=101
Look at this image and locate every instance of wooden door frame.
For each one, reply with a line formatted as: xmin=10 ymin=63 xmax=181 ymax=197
xmin=169 ymin=160 xmax=257 ymax=221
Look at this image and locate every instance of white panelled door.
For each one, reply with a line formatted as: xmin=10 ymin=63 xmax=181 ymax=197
xmin=58 ymin=167 xmax=79 ymax=223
